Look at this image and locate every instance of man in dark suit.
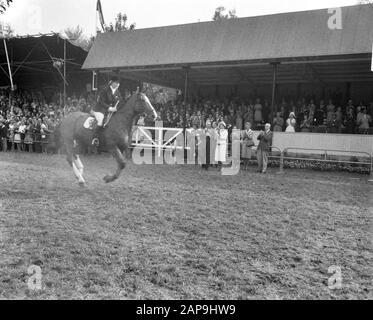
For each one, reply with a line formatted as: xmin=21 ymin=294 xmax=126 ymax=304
xmin=257 ymin=123 xmax=273 ymax=174
xmin=91 ymin=76 xmax=122 ymax=145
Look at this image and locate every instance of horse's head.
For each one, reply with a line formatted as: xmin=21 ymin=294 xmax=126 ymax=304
xmin=129 ymin=88 xmax=158 ymax=121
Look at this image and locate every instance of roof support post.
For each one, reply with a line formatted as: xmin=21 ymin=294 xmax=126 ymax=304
xmin=270 ymin=62 xmax=279 ymax=122
xmin=183 ymin=66 xmax=189 ymax=157
xmin=63 ymin=38 xmax=67 ymax=108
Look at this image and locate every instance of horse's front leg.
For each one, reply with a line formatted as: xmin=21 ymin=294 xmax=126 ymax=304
xmin=103 ymin=146 xmax=126 ymax=184
xmin=123 ymin=128 xmax=131 ymax=160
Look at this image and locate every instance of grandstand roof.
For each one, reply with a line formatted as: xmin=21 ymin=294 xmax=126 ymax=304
xmin=83 ymin=4 xmax=373 ymax=89
xmin=84 ymin=4 xmax=373 ymax=69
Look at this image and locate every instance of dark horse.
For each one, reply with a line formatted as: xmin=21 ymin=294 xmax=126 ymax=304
xmin=58 ymin=91 xmax=158 ymax=186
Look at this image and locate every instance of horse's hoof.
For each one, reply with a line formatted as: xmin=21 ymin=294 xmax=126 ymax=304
xmin=103 ymin=175 xmax=112 ymax=184
xmin=78 ymin=181 xmax=86 ymax=188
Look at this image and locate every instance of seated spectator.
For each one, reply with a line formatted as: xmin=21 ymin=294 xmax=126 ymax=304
xmin=300 ymin=114 xmax=312 ymax=132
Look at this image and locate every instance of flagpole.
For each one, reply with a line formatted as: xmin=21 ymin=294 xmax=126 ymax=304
xmin=63 ymin=38 xmax=67 ymax=107
xmin=96 ymin=5 xmax=98 ymax=36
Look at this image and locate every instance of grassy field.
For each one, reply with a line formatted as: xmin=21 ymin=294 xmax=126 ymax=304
xmin=0 ymin=152 xmax=372 ymax=300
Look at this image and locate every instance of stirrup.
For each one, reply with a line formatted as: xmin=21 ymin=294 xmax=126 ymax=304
xmin=92 ymin=138 xmax=99 ymax=146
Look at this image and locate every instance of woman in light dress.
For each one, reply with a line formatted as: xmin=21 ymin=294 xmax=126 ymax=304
xmin=253 ymin=98 xmax=263 ymax=127
xmin=285 ymin=112 xmax=296 ymax=132
xmin=215 ymin=122 xmax=228 ymax=166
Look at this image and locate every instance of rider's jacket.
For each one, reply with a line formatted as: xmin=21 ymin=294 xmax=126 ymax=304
xmin=93 ymin=85 xmax=122 ymax=114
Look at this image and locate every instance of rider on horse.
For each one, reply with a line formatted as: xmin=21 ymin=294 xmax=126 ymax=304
xmin=91 ymin=76 xmax=122 ymax=146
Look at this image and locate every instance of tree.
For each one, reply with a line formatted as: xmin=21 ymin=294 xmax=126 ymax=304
xmin=0 ymin=0 xmax=12 ymax=14
xmin=212 ymin=6 xmax=237 ymax=21
xmin=0 ymin=23 xmax=14 ymax=37
xmin=64 ymin=25 xmax=94 ymax=51
xmin=104 ymin=12 xmax=136 ymax=32
xmin=64 ymin=25 xmax=83 ymax=41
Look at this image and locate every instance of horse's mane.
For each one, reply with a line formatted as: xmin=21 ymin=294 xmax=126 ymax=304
xmin=116 ymin=94 xmax=137 ymax=115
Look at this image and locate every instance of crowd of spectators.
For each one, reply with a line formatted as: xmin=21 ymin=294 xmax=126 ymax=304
xmin=0 ymin=89 xmax=94 ymax=153
xmin=158 ymin=97 xmax=373 ymax=135
xmin=1 ymin=88 xmax=373 ymax=155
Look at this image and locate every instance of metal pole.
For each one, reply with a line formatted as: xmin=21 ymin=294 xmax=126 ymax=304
xmin=183 ymin=67 xmax=189 ymax=126
xmin=63 ymin=38 xmax=67 ymax=107
xmin=270 ymin=62 xmax=278 ymax=123
xmin=183 ymin=66 xmax=189 ymax=158
xmin=3 ymin=38 xmax=14 ymax=114
xmin=3 ymin=38 xmax=14 ymax=91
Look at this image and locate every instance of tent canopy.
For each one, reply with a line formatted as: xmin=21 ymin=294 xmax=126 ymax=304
xmin=0 ymin=33 xmax=89 ymax=92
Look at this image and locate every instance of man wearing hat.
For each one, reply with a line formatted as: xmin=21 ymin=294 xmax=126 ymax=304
xmin=91 ymin=75 xmax=122 ymax=145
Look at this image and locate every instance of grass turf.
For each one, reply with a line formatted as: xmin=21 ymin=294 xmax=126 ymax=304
xmin=0 ymin=152 xmax=372 ymax=299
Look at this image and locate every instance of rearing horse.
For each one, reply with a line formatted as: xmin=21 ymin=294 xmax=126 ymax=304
xmin=58 ymin=91 xmax=158 ymax=186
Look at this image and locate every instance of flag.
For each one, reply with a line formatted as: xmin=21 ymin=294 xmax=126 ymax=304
xmin=96 ymin=0 xmax=106 ymax=32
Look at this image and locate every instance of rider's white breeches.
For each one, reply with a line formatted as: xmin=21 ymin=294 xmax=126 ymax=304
xmin=93 ymin=111 xmax=104 ymax=126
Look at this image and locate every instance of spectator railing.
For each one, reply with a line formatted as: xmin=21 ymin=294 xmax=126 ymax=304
xmin=280 ymin=147 xmax=372 ymax=175
xmin=2 ymin=128 xmax=372 ymax=181
xmin=0 ymin=132 xmax=56 ymax=152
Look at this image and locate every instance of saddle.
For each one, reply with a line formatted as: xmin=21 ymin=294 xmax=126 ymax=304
xmin=83 ymin=113 xmax=113 ymax=131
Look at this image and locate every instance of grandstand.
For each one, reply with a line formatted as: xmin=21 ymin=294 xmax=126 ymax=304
xmin=83 ymin=4 xmax=373 ymax=166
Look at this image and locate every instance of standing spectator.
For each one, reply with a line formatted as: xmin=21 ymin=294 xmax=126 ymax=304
xmin=235 ymin=109 xmax=243 ymax=131
xmin=326 ymin=99 xmax=336 ymax=122
xmin=0 ymin=118 xmax=8 ymax=151
xmin=315 ymin=101 xmax=327 ymax=127
xmin=345 ymin=99 xmax=355 ymax=115
xmin=24 ymin=119 xmax=34 ymax=152
xmin=201 ymin=120 xmax=214 ymax=170
xmin=215 ymin=122 xmax=228 ymax=167
xmin=327 ymin=113 xmax=342 ymax=133
xmin=18 ymin=119 xmax=27 ymax=151
xmin=273 ymin=112 xmax=284 ymax=132
xmin=357 ymin=107 xmax=371 ymax=134
xmin=300 ymin=114 xmax=312 ymax=132
xmin=285 ymin=112 xmax=296 ymax=132
xmin=241 ymin=122 xmax=254 ymax=170
xmin=344 ymin=108 xmax=356 ymax=134
xmin=256 ymin=123 xmax=273 ymax=174
xmin=253 ymin=98 xmax=263 ymax=128
xmin=244 ymin=101 xmax=254 ymax=125
xmin=335 ymin=107 xmax=343 ymax=123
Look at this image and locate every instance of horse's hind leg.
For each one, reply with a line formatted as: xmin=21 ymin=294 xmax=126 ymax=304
xmin=104 ymin=146 xmax=126 ymax=184
xmin=66 ymin=141 xmax=86 ymax=187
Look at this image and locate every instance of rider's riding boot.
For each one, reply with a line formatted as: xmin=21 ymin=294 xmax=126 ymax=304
xmin=92 ymin=125 xmax=103 ymax=146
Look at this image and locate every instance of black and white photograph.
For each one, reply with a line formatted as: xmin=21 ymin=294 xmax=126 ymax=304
xmin=0 ymin=0 xmax=372 ymax=304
